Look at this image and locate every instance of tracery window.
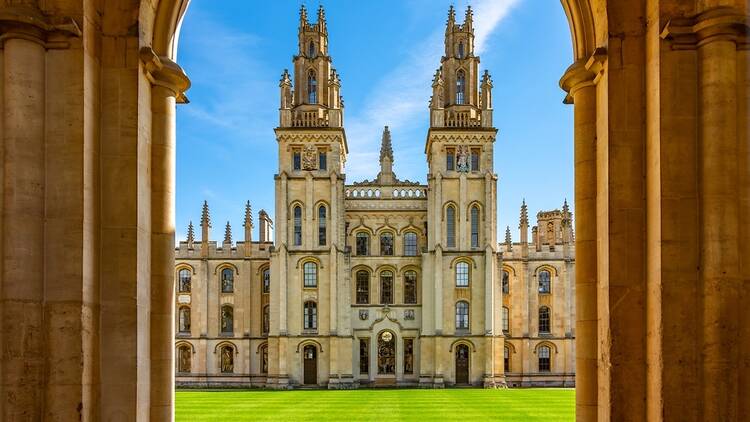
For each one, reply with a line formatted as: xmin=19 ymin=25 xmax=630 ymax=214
xmin=456 ymin=301 xmax=470 ymax=330
xmin=221 ymin=268 xmax=234 ymax=293
xmin=538 ymin=345 xmax=551 ymax=372
xmin=404 ymin=232 xmax=418 ymax=256
xmin=356 ymin=270 xmax=369 ymax=304
xmin=220 ymin=345 xmax=234 ymax=373
xmin=318 ymin=205 xmax=327 ymax=246
xmin=456 ymin=70 xmax=466 ymax=105
xmin=262 ymin=268 xmax=270 ymax=294
xmin=178 ymin=268 xmax=191 ymax=293
xmin=380 ymin=271 xmax=393 ymax=305
xmin=356 ymin=232 xmax=369 ymax=256
xmin=446 ymin=205 xmax=456 ymax=247
xmin=456 ymin=261 xmax=469 ymax=287
xmin=539 ymin=306 xmax=551 ymax=334
xmin=359 ymin=338 xmax=369 ymax=374
xmin=404 ymin=271 xmax=417 ymax=304
xmin=470 ymin=205 xmax=480 ymax=248
xmin=307 ymin=70 xmax=317 ymax=104
xmin=377 ymin=331 xmax=396 ymax=375
xmin=303 ymin=301 xmax=317 ymax=330
xmin=380 ymin=232 xmax=394 ymax=256
xmin=293 ymin=206 xmax=302 ymax=246
xmin=538 ymin=270 xmax=551 ymax=294
xmin=220 ymin=305 xmax=233 ymax=334
xmin=502 ymin=270 xmax=510 ymax=294
xmin=303 ymin=262 xmax=318 ymax=288
xmin=178 ymin=306 xmax=191 ymax=334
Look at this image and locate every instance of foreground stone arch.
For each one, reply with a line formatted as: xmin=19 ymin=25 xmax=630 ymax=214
xmin=0 ymin=0 xmax=746 ymax=421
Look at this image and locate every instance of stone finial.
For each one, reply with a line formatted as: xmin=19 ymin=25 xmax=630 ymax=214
xmin=464 ymin=5 xmax=473 ymax=29
xmin=380 ymin=126 xmax=394 ymax=162
xmin=317 ymin=5 xmax=326 ymax=30
xmin=201 ymin=200 xmax=211 ymax=230
xmin=186 ymin=221 xmax=195 ymax=248
xmin=224 ymin=221 xmax=232 ymax=244
xmin=299 ymin=4 xmax=308 ymax=25
xmin=279 ymin=69 xmax=292 ymax=86
xmin=505 ymin=225 xmax=512 ymax=245
xmin=520 ymin=199 xmax=529 ymax=228
xmin=243 ymin=201 xmax=253 ymax=229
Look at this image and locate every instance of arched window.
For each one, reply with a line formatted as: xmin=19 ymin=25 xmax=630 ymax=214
xmin=308 ymin=40 xmax=315 ymax=57
xmin=470 ymin=205 xmax=480 ymax=248
xmin=262 ymin=305 xmax=270 ymax=335
xmin=303 ymin=301 xmax=317 ymax=330
xmin=380 ymin=232 xmax=394 ymax=256
xmin=178 ymin=268 xmax=191 ymax=293
xmin=503 ymin=346 xmax=510 ymax=372
xmin=260 ymin=344 xmax=268 ymax=374
xmin=456 ymin=301 xmax=469 ymax=330
xmin=456 ymin=70 xmax=466 ymax=105
xmin=262 ymin=268 xmax=270 ymax=294
xmin=457 ymin=41 xmax=465 ymax=59
xmin=307 ymin=70 xmax=317 ymax=104
xmin=539 ymin=306 xmax=551 ymax=334
xmin=177 ymin=345 xmax=191 ymax=373
xmin=356 ymin=232 xmax=369 ymax=256
xmin=318 ymin=205 xmax=327 ymax=246
xmin=404 ymin=271 xmax=417 ymax=304
xmin=220 ymin=345 xmax=234 ymax=373
xmin=220 ymin=305 xmax=233 ymax=334
xmin=538 ymin=269 xmax=551 ymax=294
xmin=293 ymin=206 xmax=302 ymax=246
xmin=380 ymin=271 xmax=393 ymax=305
xmin=502 ymin=270 xmax=510 ymax=294
xmin=303 ymin=262 xmax=318 ymax=288
xmin=456 ymin=261 xmax=469 ymax=287
xmin=221 ymin=268 xmax=234 ymax=293
xmin=502 ymin=306 xmax=509 ymax=334
xmin=404 ymin=232 xmax=418 ymax=256
xmin=377 ymin=331 xmax=396 ymax=375
xmin=538 ymin=345 xmax=551 ymax=372
xmin=446 ymin=205 xmax=456 ymax=247
xmin=178 ymin=306 xmax=191 ymax=334
xmin=356 ymin=270 xmax=369 ymax=304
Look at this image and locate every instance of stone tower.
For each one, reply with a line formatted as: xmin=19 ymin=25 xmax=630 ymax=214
xmin=269 ymin=4 xmax=352 ymax=388
xmin=421 ymin=5 xmax=502 ymax=387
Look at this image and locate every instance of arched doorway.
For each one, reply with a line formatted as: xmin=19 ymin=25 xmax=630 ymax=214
xmin=303 ymin=345 xmax=317 ymax=385
xmin=377 ymin=330 xmax=396 ymax=376
xmin=455 ymin=344 xmax=470 ymax=385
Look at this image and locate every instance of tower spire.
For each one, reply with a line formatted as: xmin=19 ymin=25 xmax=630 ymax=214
xmin=224 ymin=221 xmax=232 ymax=245
xmin=200 ymin=200 xmax=211 ymax=257
xmin=505 ymin=225 xmax=512 ymax=250
xmin=520 ymin=199 xmax=529 ymax=228
xmin=187 ymin=220 xmax=195 ymax=249
xmin=377 ymin=126 xmax=396 ymax=184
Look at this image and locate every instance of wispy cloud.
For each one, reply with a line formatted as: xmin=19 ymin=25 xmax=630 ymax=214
xmin=344 ymin=0 xmax=521 ymax=181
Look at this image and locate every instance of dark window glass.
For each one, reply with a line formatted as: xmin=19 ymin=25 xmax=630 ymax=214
xmin=539 ymin=346 xmax=551 ymax=372
xmin=504 ymin=347 xmax=510 ymax=372
xmin=539 ymin=306 xmax=551 ymax=334
xmin=221 ymin=268 xmax=234 ymax=293
xmin=457 ymin=42 xmax=464 ymax=59
xmin=539 ymin=270 xmax=551 ymax=294
xmin=178 ymin=346 xmax=191 ymax=373
xmin=446 ymin=206 xmax=456 ymax=247
xmin=446 ymin=149 xmax=455 ymax=171
xmin=404 ymin=271 xmax=417 ymax=304
xmin=293 ymin=206 xmax=302 ymax=246
xmin=456 ymin=70 xmax=466 ymax=104
xmin=470 ymin=205 xmax=480 ymax=248
xmin=303 ymin=301 xmax=317 ymax=330
xmin=359 ymin=338 xmax=369 ymax=374
xmin=293 ymin=151 xmax=301 ymax=170
xmin=404 ymin=232 xmax=418 ymax=256
xmin=502 ymin=270 xmax=509 ymax=294
xmin=356 ymin=232 xmax=369 ymax=256
xmin=261 ymin=345 xmax=268 ymax=373
xmin=178 ymin=269 xmax=191 ymax=293
xmin=307 ymin=71 xmax=317 ymax=103
xmin=262 ymin=305 xmax=270 ymax=335
xmin=318 ymin=206 xmax=326 ymax=246
xmin=404 ymin=338 xmax=414 ymax=374
xmin=380 ymin=232 xmax=394 ymax=256
xmin=380 ymin=271 xmax=393 ymax=305
xmin=456 ymin=301 xmax=469 ymax=329
xmin=263 ymin=268 xmax=270 ymax=293
xmin=471 ymin=149 xmax=480 ymax=171
xmin=502 ymin=307 xmax=509 ymax=334
xmin=377 ymin=331 xmax=396 ymax=375
xmin=308 ymin=40 xmax=315 ymax=57
xmin=303 ymin=262 xmax=317 ymax=288
xmin=319 ymin=151 xmax=327 ymax=170
xmin=356 ymin=270 xmax=369 ymax=304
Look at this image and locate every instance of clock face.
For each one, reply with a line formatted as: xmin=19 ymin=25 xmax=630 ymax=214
xmin=381 ymin=332 xmax=393 ymax=342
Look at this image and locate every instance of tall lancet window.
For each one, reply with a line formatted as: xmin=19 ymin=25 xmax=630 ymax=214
xmin=307 ymin=70 xmax=317 ymax=104
xmin=308 ymin=40 xmax=316 ymax=57
xmin=457 ymin=41 xmax=465 ymax=59
xmin=456 ymin=70 xmax=466 ymax=105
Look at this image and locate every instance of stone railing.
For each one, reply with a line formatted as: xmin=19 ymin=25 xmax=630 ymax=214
xmin=344 ymin=186 xmax=428 ymax=199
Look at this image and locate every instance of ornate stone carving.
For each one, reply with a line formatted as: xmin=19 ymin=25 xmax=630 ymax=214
xmin=404 ymin=309 xmax=415 ymax=320
xmin=359 ymin=310 xmax=369 ymax=320
xmin=301 ymin=144 xmax=318 ymax=170
xmin=456 ymin=145 xmax=470 ymax=172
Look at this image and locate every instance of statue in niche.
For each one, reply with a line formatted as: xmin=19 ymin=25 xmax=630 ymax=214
xmin=301 ymin=144 xmax=318 ymax=170
xmin=221 ymin=346 xmax=234 ymax=373
xmin=456 ymin=145 xmax=470 ymax=172
xmin=178 ymin=346 xmax=191 ymax=373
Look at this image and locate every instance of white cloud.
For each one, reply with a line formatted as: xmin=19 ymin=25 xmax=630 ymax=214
xmin=343 ymin=0 xmax=521 ymax=182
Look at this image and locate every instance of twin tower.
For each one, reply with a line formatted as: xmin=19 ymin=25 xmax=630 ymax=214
xmin=268 ymin=5 xmax=502 ymax=388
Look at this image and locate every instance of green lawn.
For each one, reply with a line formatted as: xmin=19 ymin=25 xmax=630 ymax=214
xmin=176 ymin=388 xmax=574 ymax=421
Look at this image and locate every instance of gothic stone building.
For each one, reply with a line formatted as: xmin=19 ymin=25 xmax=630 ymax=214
xmin=174 ymin=6 xmax=575 ymax=389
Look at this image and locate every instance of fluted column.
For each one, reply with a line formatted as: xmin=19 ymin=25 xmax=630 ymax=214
xmin=561 ymin=60 xmax=597 ymax=422
xmin=142 ymin=48 xmax=190 ymax=422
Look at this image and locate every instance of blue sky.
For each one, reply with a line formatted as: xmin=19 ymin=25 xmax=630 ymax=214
xmin=175 ymin=0 xmax=573 ymax=243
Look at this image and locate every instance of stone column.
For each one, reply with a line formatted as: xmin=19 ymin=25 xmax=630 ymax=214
xmin=696 ymin=14 xmax=742 ymax=420
xmin=141 ymin=48 xmax=190 ymax=422
xmin=560 ymin=61 xmax=597 ymax=422
xmin=737 ymin=39 xmax=750 ymax=421
xmin=2 ymin=27 xmax=46 ymax=421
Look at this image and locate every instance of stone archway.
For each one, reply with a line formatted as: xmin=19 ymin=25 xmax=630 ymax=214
xmin=0 ymin=1 xmax=746 ymax=421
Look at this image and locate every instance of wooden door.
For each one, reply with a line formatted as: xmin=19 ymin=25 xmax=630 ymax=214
xmin=303 ymin=345 xmax=317 ymax=385
xmin=455 ymin=344 xmax=469 ymax=385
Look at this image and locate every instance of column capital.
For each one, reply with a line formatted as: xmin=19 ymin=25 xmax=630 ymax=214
xmin=559 ymin=48 xmax=605 ymax=104
xmin=0 ymin=5 xmax=80 ymax=47
xmin=660 ymin=7 xmax=749 ymax=48
xmin=140 ymin=47 xmax=191 ymax=103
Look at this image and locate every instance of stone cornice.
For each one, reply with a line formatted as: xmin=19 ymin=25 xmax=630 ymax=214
xmin=660 ymin=7 xmax=749 ymax=49
xmin=140 ymin=47 xmax=191 ymax=103
xmin=274 ymin=130 xmax=345 ymax=144
xmin=559 ymin=60 xmax=596 ymax=104
xmin=0 ymin=5 xmax=81 ymax=48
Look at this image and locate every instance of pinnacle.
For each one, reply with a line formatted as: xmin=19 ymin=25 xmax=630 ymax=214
xmin=380 ymin=126 xmax=394 ymax=163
